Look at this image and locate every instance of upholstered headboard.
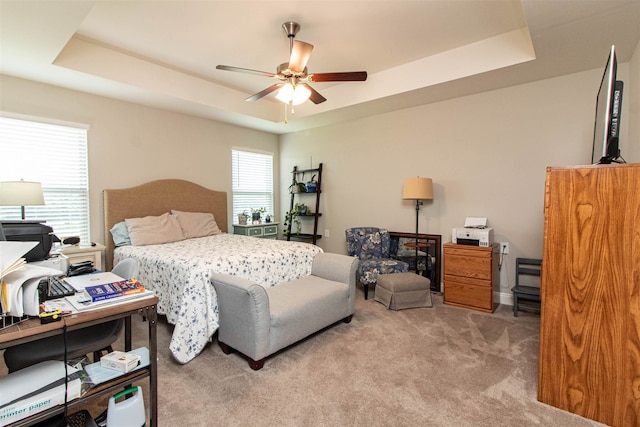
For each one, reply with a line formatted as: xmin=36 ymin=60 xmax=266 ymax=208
xmin=103 ymin=179 xmax=228 ymax=270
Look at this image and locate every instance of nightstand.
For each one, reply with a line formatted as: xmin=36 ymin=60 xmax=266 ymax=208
xmin=233 ymin=222 xmax=279 ymax=239
xmin=53 ymin=243 xmax=106 ymax=270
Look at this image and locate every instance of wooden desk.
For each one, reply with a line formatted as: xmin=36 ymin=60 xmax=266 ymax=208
xmin=403 ymin=241 xmax=431 ymax=249
xmin=0 ymin=296 xmax=159 ymax=427
xmin=389 ymin=232 xmax=442 ymax=292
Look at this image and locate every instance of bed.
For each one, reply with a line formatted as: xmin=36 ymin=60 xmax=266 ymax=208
xmin=103 ymin=179 xmax=323 ymax=363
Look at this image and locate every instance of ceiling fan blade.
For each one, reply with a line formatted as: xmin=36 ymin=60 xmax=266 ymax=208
xmin=309 ymin=71 xmax=368 ymax=82
xmin=302 ymin=84 xmax=327 ymax=104
xmin=216 ymin=65 xmax=276 ymax=78
xmin=289 ymin=41 xmax=314 ymax=73
xmin=245 ymin=84 xmax=282 ymax=102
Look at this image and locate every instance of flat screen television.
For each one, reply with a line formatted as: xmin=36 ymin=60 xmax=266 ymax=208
xmin=591 ymin=45 xmax=624 ymax=164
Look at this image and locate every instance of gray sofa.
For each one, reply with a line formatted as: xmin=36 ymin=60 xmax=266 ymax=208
xmin=211 ymin=252 xmax=358 ymax=370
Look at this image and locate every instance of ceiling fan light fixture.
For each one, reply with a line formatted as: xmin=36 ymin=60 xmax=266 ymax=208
xmin=276 ymin=82 xmax=310 ymax=105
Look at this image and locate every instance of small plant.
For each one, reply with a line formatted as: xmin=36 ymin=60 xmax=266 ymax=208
xmin=305 ymin=174 xmax=318 ymax=193
xmin=250 ymin=207 xmax=267 ymax=223
xmin=288 ymin=177 xmax=307 ymax=194
xmin=284 ymin=202 xmax=309 ymax=235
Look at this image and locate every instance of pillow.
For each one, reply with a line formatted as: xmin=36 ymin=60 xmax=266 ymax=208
xmin=125 ymin=213 xmax=185 ymax=246
xmin=171 ymin=210 xmax=222 ymax=239
xmin=109 ymin=221 xmax=131 ymax=246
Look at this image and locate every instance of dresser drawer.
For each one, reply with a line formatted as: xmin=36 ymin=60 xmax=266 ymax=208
xmin=248 ymin=227 xmax=263 ymax=237
xmin=263 ymin=225 xmax=278 ymax=236
xmin=443 ymin=252 xmax=493 ymax=280
xmin=444 ymin=276 xmax=493 ymax=311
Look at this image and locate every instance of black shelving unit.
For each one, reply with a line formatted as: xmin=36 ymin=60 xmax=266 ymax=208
xmin=286 ymin=163 xmax=323 ymax=245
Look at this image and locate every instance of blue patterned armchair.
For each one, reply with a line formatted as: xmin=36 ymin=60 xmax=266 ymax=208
xmin=345 ymin=227 xmax=410 ymax=299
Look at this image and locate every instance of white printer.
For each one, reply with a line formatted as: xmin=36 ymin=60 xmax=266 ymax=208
xmin=452 ymin=217 xmax=494 ymax=247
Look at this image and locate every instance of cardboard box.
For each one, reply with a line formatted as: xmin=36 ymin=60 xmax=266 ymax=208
xmin=100 ymin=351 xmax=141 ymax=373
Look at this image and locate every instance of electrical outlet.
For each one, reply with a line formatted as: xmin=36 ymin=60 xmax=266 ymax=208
xmin=500 ymin=242 xmax=509 ymax=254
xmin=324 ymin=229 xmax=330 ymax=238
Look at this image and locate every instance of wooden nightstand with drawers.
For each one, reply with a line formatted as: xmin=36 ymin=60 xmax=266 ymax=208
xmin=443 ymin=242 xmax=500 ymax=313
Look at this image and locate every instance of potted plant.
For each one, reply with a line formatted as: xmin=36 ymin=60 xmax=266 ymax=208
xmin=288 ymin=177 xmax=307 ymax=194
xmin=251 ymin=207 xmax=267 ymax=223
xmin=283 ymin=202 xmax=309 ymax=236
xmin=305 ymin=174 xmax=318 ymax=193
xmin=237 ymin=211 xmax=248 ymax=225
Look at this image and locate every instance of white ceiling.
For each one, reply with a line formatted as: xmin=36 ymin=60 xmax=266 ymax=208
xmin=1 ymin=0 xmax=639 ymax=134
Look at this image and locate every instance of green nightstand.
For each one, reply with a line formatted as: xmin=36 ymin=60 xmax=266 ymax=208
xmin=233 ymin=222 xmax=279 ymax=239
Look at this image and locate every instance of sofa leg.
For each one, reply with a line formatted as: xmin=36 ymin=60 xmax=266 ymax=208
xmin=249 ymin=358 xmax=266 ymax=370
xmin=343 ymin=315 xmax=353 ymax=324
xmin=219 ymin=341 xmax=233 ymax=355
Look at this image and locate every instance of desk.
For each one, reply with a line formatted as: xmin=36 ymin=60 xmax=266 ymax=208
xmin=403 ymin=241 xmax=431 ymax=249
xmin=0 ymin=296 xmax=158 ymax=427
xmin=389 ymin=232 xmax=442 ymax=293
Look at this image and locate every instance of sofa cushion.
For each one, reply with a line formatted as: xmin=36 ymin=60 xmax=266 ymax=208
xmin=265 ymin=276 xmax=348 ymax=353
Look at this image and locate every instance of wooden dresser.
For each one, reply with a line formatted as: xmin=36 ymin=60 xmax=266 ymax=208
xmin=538 ymin=164 xmax=640 ymax=427
xmin=443 ymin=243 xmax=500 ymax=313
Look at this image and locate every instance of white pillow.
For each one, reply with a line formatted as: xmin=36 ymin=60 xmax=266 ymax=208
xmin=125 ymin=213 xmax=185 ymax=246
xmin=171 ymin=210 xmax=222 ymax=239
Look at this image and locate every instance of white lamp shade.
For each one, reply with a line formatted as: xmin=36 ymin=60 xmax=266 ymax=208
xmin=276 ymin=83 xmax=311 ymax=105
xmin=402 ymin=177 xmax=433 ymax=200
xmin=0 ymin=181 xmax=45 ymax=206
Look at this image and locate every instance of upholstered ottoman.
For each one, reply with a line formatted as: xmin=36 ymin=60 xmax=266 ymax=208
xmin=374 ymin=272 xmax=432 ymax=310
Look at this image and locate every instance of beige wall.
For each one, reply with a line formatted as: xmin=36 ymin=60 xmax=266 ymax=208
xmin=280 ymin=60 xmax=637 ymax=302
xmin=1 ymin=46 xmax=637 ymax=303
xmin=0 ymin=75 xmax=279 ymax=244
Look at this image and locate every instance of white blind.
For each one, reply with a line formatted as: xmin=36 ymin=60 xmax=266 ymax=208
xmin=0 ymin=116 xmax=90 ymax=243
xmin=232 ymin=149 xmax=274 ymax=223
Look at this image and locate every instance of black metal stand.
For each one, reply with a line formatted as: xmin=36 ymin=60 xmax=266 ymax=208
xmin=413 ymin=200 xmax=422 ymax=274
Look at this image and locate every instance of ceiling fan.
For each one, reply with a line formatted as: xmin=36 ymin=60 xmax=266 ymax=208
xmin=216 ymin=21 xmax=367 ymax=108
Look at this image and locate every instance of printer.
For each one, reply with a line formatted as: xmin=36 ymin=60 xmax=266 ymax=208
xmin=452 ymin=217 xmax=494 ymax=247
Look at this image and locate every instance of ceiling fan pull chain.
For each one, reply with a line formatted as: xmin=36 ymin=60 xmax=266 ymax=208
xmin=284 ymin=103 xmax=289 ymax=124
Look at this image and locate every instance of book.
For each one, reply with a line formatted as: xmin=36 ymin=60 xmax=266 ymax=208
xmin=64 ymin=288 xmax=153 ymax=312
xmin=83 ymin=278 xmax=145 ymax=302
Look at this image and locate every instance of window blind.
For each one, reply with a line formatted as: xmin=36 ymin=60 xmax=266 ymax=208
xmin=0 ymin=115 xmax=90 ymax=243
xmin=232 ymin=149 xmax=274 ymax=223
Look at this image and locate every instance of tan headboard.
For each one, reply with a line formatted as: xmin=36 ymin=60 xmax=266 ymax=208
xmin=103 ymin=179 xmax=228 ymax=270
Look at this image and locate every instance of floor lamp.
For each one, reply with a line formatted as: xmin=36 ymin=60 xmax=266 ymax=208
xmin=402 ymin=177 xmax=433 ymax=274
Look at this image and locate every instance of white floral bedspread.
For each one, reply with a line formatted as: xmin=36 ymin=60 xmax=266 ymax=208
xmin=114 ymin=233 xmax=323 ymax=363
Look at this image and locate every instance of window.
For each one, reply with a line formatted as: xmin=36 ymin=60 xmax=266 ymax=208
xmin=231 ymin=149 xmax=274 ymax=223
xmin=0 ymin=114 xmax=90 ymax=243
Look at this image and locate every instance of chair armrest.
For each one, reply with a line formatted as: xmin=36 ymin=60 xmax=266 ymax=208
xmin=311 ymin=252 xmax=359 ymax=313
xmin=210 ymin=274 xmax=271 ymax=360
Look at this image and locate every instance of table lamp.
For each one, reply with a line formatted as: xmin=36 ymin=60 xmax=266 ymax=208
xmin=0 ymin=180 xmax=45 ymax=220
xmin=402 ymin=177 xmax=434 ymax=274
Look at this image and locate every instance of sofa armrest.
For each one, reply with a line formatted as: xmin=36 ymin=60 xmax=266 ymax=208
xmin=311 ymin=252 xmax=359 ymax=313
xmin=210 ymin=273 xmax=271 ymax=360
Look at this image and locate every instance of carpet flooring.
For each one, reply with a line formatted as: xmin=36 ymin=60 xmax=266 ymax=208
xmin=2 ymin=291 xmax=606 ymax=426
xmin=141 ymin=293 xmax=604 ymax=426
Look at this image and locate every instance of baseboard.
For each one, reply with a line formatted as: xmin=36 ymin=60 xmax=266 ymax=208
xmin=497 ymin=291 xmax=514 ymax=306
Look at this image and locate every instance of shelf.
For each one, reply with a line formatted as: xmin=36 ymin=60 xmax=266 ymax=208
xmin=287 ymin=233 xmax=322 ymax=241
xmin=291 ymin=167 xmax=321 ymax=174
xmin=287 ymin=163 xmax=323 ymax=245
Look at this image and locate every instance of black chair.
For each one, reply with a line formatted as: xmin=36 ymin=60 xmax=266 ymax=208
xmin=3 ymin=258 xmax=139 ymax=373
xmin=511 ymin=257 xmax=542 ymax=317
